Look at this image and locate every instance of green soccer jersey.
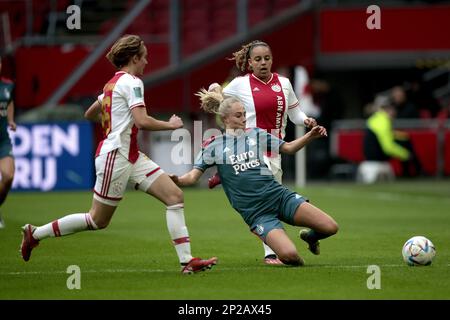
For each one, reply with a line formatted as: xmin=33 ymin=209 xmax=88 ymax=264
xmin=194 ymin=128 xmax=288 ymax=225
xmin=0 ymin=77 xmax=14 ymax=133
xmin=0 ymin=77 xmax=14 ymax=158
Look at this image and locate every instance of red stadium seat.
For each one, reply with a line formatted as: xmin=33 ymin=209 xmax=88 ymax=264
xmin=333 ymin=128 xmax=440 ymax=176
xmin=445 ymin=129 xmax=450 ymax=175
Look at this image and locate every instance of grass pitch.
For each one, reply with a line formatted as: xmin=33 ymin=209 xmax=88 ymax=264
xmin=0 ymin=180 xmax=449 ymax=300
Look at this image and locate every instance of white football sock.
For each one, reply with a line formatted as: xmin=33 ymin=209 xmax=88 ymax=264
xmin=33 ymin=213 xmax=98 ymax=240
xmin=166 ymin=204 xmax=192 ymax=264
xmin=263 ymin=242 xmax=276 ymax=257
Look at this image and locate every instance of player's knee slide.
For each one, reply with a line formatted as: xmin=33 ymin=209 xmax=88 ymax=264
xmin=280 ymin=256 xmax=301 ymax=266
xmin=278 ymin=251 xmax=300 ymax=264
xmin=1 ymin=173 xmax=14 ymax=185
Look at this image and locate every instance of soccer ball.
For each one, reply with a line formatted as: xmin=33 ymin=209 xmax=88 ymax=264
xmin=402 ymin=236 xmax=436 ymax=266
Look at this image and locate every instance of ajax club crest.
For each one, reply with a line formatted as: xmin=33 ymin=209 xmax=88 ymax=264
xmin=271 ymin=84 xmax=281 ymax=92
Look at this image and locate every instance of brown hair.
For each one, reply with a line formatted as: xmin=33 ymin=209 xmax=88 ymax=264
xmin=229 ymin=40 xmax=270 ymax=72
xmin=106 ymin=34 xmax=145 ymax=68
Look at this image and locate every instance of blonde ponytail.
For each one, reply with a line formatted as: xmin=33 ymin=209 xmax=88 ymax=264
xmin=195 ymin=88 xmax=224 ymax=115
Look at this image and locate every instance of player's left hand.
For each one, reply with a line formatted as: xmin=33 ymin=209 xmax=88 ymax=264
xmin=304 ymin=117 xmax=317 ymax=128
xmin=310 ymin=125 xmax=327 ymax=138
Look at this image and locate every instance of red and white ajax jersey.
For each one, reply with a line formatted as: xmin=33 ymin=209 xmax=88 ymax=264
xmin=223 ymin=73 xmax=300 ymax=138
xmin=96 ymin=71 xmax=145 ymax=163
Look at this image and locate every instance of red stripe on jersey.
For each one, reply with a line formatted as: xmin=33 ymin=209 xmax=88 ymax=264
xmin=100 ymin=72 xmax=126 ymax=139
xmin=95 ymin=140 xmax=104 ymax=157
xmin=288 ymin=101 xmax=299 ymax=109
xmin=100 ymin=151 xmax=112 ymax=196
xmin=130 ymin=103 xmax=145 ymax=110
xmin=173 ymin=237 xmax=190 ymax=245
xmin=249 ymin=73 xmax=286 ymax=138
xmin=146 ymin=167 xmax=161 ymax=177
xmin=93 ymin=189 xmax=123 ymax=201
xmin=103 ymin=150 xmax=117 ymax=197
xmin=52 ymin=220 xmax=61 ymax=237
xmin=0 ymin=77 xmax=14 ymax=84
xmin=201 ymin=136 xmax=216 ymax=148
xmin=128 ymin=125 xmax=139 ymax=163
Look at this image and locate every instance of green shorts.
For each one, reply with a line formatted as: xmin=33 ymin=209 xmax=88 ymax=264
xmin=0 ymin=134 xmax=13 ymax=159
xmin=249 ymin=190 xmax=307 ymax=241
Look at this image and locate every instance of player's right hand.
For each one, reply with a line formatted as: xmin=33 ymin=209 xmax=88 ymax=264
xmin=8 ymin=121 xmax=16 ymax=131
xmin=169 ymin=114 xmax=183 ymax=129
xmin=208 ymin=83 xmax=222 ymax=93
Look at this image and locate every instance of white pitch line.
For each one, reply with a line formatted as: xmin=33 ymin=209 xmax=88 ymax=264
xmin=2 ymin=264 xmax=447 ymax=276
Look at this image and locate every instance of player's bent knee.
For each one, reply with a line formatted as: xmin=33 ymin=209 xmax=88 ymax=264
xmin=325 ymin=220 xmax=339 ymax=235
xmin=1 ymin=172 xmax=14 ymax=185
xmin=92 ymin=217 xmax=109 ymax=229
xmin=278 ymin=250 xmax=301 ymax=265
xmin=166 ymin=188 xmax=184 ymax=206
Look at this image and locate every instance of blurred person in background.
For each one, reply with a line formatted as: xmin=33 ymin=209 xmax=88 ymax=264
xmin=390 ymin=85 xmax=420 ymax=119
xmin=0 ymin=55 xmax=16 ymax=228
xmin=201 ymin=40 xmax=318 ymax=265
xmin=406 ymin=78 xmax=441 ymax=119
xmin=307 ymin=77 xmax=345 ymax=179
xmin=363 ymin=95 xmax=422 ymax=177
xmin=19 ymin=35 xmax=217 ymax=274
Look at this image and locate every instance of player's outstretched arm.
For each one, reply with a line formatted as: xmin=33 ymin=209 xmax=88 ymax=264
xmin=7 ymin=101 xmax=16 ymax=131
xmin=169 ymin=169 xmax=204 ymax=187
xmin=280 ymin=125 xmax=327 ymax=155
xmin=303 ymin=117 xmax=318 ymax=128
xmin=287 ymin=106 xmax=317 ymax=129
xmin=132 ymin=107 xmax=183 ymax=131
xmin=85 ymin=100 xmax=102 ymax=122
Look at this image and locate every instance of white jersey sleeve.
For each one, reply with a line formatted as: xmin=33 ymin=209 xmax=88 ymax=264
xmin=222 ymin=77 xmax=242 ymax=98
xmin=280 ymin=77 xmax=307 ymax=126
xmin=286 ymin=79 xmax=300 ymax=109
xmin=117 ymin=76 xmax=146 ymax=110
xmin=97 ymin=93 xmax=104 ymax=104
xmin=287 ymin=105 xmax=308 ymax=126
xmin=95 ymin=72 xmax=146 ymax=162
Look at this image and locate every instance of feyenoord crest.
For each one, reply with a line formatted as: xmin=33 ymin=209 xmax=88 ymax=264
xmin=255 ymin=224 xmax=264 ymax=235
xmin=271 ymin=84 xmax=281 ymax=92
xmin=246 ymin=137 xmax=257 ymax=146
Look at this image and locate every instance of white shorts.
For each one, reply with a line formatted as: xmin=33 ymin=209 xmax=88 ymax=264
xmin=93 ymin=149 xmax=164 ymax=206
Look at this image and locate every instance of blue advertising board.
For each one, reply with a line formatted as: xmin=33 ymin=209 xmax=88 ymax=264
xmin=10 ymin=121 xmax=94 ymax=191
